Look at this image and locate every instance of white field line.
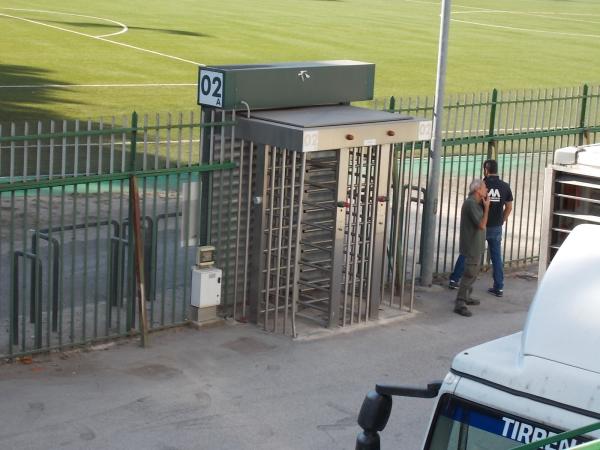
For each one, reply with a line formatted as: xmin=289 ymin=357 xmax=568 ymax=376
xmin=451 ymin=19 xmax=600 ymax=39
xmin=0 ymin=7 xmax=128 ymax=37
xmin=401 ymin=0 xmax=481 ymax=10
xmin=403 ymin=1 xmax=600 ymax=28
xmin=0 ymin=83 xmax=195 ymax=89
xmin=0 ymin=12 xmax=204 ymax=66
xmin=452 ymin=9 xmax=600 ymax=26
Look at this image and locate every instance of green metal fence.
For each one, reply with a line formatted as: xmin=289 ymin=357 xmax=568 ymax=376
xmin=383 ymin=84 xmax=600 ymax=284
xmin=1 ymin=84 xmax=600 ymax=356
xmin=0 ymin=113 xmax=234 ymax=357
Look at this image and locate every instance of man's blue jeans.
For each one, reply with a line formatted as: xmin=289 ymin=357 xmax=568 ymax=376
xmin=450 ymin=226 xmax=504 ymax=290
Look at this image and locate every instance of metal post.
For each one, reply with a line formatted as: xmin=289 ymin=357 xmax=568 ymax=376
xmin=579 ymin=84 xmax=589 ymax=146
xmin=128 ymin=111 xmax=149 ymax=346
xmin=420 ymin=0 xmax=451 ymax=286
xmin=248 ymin=145 xmax=269 ymax=324
xmin=330 ymin=149 xmax=350 ymax=328
xmin=487 ymin=88 xmax=499 ymax=159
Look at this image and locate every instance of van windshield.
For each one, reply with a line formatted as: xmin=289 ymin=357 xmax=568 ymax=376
xmin=425 ymin=394 xmax=590 ymax=450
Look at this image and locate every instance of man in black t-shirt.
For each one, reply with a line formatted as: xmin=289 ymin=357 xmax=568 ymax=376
xmin=449 ymin=160 xmax=513 ymax=297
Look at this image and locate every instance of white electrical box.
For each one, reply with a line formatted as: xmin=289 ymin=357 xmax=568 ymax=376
xmin=190 ymin=267 xmax=222 ymax=308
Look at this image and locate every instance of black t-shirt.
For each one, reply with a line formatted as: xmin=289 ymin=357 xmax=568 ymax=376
xmin=484 ymin=175 xmax=513 ymax=227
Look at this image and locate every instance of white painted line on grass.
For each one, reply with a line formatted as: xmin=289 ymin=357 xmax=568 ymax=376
xmin=0 ymin=7 xmax=128 ymax=37
xmin=402 ymin=0 xmax=484 ymax=10
xmin=0 ymin=83 xmax=195 ymax=89
xmin=0 ymin=12 xmax=205 ymax=66
xmin=452 ymin=9 xmax=600 ymax=26
xmin=452 ymin=18 xmax=600 ymax=39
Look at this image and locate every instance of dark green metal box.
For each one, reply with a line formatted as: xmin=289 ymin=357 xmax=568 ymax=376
xmin=197 ymin=60 xmax=375 ymax=110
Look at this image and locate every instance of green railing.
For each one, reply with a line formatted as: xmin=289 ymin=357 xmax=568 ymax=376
xmin=0 ymin=111 xmax=236 ymax=357
xmin=2 ymin=84 xmax=600 ymax=356
xmin=385 ymin=84 xmax=600 ymax=277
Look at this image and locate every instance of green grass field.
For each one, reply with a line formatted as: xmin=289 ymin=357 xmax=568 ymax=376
xmin=1 ymin=0 xmax=599 ymax=121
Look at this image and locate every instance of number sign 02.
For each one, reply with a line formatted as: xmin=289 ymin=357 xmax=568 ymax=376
xmin=198 ymin=70 xmax=224 ymax=107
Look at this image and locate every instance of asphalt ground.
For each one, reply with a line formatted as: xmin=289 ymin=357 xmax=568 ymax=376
xmin=0 ymin=266 xmax=538 ymax=450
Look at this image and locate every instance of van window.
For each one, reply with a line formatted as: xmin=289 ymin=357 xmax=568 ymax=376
xmin=425 ymin=395 xmax=590 ymax=450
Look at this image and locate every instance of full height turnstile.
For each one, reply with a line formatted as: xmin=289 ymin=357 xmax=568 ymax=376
xmin=196 ymin=61 xmax=431 ymax=334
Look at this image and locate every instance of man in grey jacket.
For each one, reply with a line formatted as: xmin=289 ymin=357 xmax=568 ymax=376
xmin=454 ymin=179 xmax=490 ymax=317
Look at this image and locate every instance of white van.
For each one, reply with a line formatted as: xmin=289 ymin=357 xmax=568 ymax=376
xmin=356 ymin=224 xmax=600 ymax=449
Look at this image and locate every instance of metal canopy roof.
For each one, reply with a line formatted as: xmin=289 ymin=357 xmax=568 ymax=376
xmin=235 ymin=105 xmax=431 ymax=152
xmin=247 ymin=105 xmax=416 ymax=128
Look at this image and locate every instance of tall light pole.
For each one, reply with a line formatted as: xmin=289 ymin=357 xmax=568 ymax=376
xmin=420 ymin=0 xmax=452 ymax=286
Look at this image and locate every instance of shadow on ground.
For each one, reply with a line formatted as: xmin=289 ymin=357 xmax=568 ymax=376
xmin=0 ymin=64 xmax=85 ymax=123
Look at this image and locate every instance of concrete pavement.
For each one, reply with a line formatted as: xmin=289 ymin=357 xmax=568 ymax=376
xmin=0 ymin=266 xmax=538 ymax=450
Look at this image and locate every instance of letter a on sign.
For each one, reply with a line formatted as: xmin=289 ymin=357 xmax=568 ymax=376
xmin=198 ymin=70 xmax=224 ymax=107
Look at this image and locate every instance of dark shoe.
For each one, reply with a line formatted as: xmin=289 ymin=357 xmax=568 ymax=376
xmin=487 ymin=288 xmax=503 ymax=297
xmin=454 ymin=306 xmax=472 ymax=317
xmin=465 ymin=297 xmax=480 ymax=306
xmin=448 ymin=279 xmax=459 ymax=290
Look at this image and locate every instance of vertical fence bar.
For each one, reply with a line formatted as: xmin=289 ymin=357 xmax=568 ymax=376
xmin=264 ymin=147 xmax=276 ymax=330
xmin=359 ymin=146 xmax=372 ymax=322
xmin=283 ymin=152 xmax=297 ymax=334
xmin=348 ymin=149 xmax=358 ymax=322
xmin=273 ymin=149 xmax=287 ymax=332
xmin=242 ymin=142 xmax=254 ymax=319
xmin=410 ymin=141 xmax=427 ymax=311
xmin=579 ymin=84 xmax=589 ymax=146
xmin=343 ymin=149 xmax=356 ymax=325
xmin=434 ymin=94 xmax=452 ymax=274
xmin=170 ymin=113 xmax=182 ymax=322
xmin=233 ymin=138 xmax=245 ymax=321
xmin=225 ymin=110 xmax=236 ymax=315
xmin=487 ymin=88 xmax=498 ymax=159
xmin=291 ymin=153 xmax=306 ymax=337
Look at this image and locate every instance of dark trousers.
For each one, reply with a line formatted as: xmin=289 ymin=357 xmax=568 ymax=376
xmin=455 ymin=256 xmax=481 ymax=308
xmin=450 ymin=226 xmax=504 ymax=290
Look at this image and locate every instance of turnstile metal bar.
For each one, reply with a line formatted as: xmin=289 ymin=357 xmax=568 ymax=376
xmin=263 ymin=146 xmax=277 ymax=330
xmin=349 ymin=148 xmax=361 ymax=324
xmin=299 ymin=276 xmax=330 ymax=284
xmin=400 ymin=143 xmax=415 ymax=309
xmin=341 ymin=147 xmax=355 ymax=326
xmin=304 ymin=180 xmax=336 ymax=189
xmin=304 ymin=159 xmax=337 ymax=168
xmin=303 ymin=218 xmax=334 ymax=226
xmin=298 ymin=297 xmax=329 ymax=305
xmin=297 ymin=302 xmax=328 ymax=313
xmin=302 ymin=200 xmax=337 ymax=211
xmin=369 ymin=145 xmax=389 ymax=320
xmin=380 ymin=145 xmax=395 ymax=312
xmin=299 ymin=260 xmax=332 ymax=272
xmin=301 ymin=257 xmax=332 ymax=265
xmin=233 ymin=134 xmax=244 ymax=320
xmin=283 ymin=153 xmax=298 ymax=334
xmin=389 ymin=144 xmax=404 ymax=307
xmin=260 ymin=285 xmax=295 ymax=294
xmin=225 ymin=110 xmax=237 ymax=318
xmin=303 ymin=242 xmax=333 ymax=253
xmin=297 ymin=280 xmax=330 ymax=293
xmin=273 ymin=148 xmax=287 ymax=332
xmin=291 ymin=153 xmax=306 ymax=337
xmin=410 ymin=145 xmax=426 ymax=312
xmin=359 ymin=147 xmax=373 ymax=323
